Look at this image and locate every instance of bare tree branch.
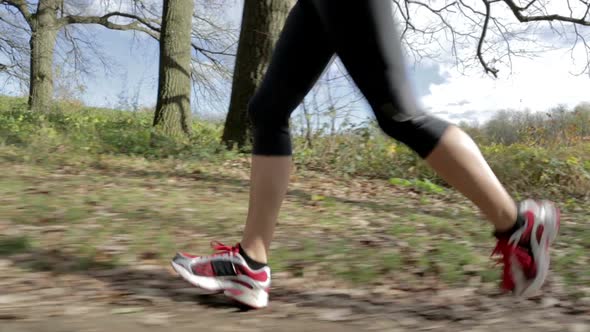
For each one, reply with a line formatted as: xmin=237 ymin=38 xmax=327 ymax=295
xmin=0 ymin=15 xmax=29 ymax=83
xmin=56 ymin=24 xmax=113 ymax=79
xmin=503 ymin=0 xmax=590 ymax=25
xmin=0 ymin=0 xmax=31 ymax=25
xmin=569 ymin=23 xmax=590 ymax=75
xmin=191 ymin=43 xmax=234 ymax=57
xmin=407 ymin=0 xmax=458 ymax=13
xmin=62 ymin=11 xmax=161 ymax=31
xmin=62 ymin=9 xmax=235 ymax=67
xmin=390 ymin=0 xmax=590 ymax=76
xmin=59 ymin=11 xmax=160 ymax=40
xmin=478 ymin=1 xmax=499 ymax=77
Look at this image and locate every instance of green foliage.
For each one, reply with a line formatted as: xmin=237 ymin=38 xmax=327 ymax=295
xmin=389 ymin=178 xmax=446 ymax=194
xmin=1 ymin=95 xmax=588 ymax=198
xmin=0 ymin=96 xmax=233 ymax=161
xmin=465 ymin=105 xmax=590 ymax=146
xmin=291 ymin=117 xmax=589 ymax=198
xmin=293 ymin=121 xmax=436 ymax=181
xmin=0 ymin=96 xmax=28 ymax=112
xmin=480 ymin=143 xmax=590 ymax=197
xmin=294 ymin=105 xmax=590 ymax=197
xmin=0 ymin=235 xmax=32 ymax=255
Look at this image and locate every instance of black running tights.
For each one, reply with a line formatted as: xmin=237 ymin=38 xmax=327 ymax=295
xmin=248 ymin=0 xmax=450 ymax=158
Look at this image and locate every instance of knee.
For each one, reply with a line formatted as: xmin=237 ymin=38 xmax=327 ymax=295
xmin=247 ymin=93 xmax=294 ymax=156
xmin=247 ymin=93 xmax=289 ymax=130
xmin=375 ymin=112 xmax=450 ymax=158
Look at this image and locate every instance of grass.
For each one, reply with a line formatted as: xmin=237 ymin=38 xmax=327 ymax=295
xmin=0 ymin=235 xmax=32 ymax=255
xmin=1 ymin=149 xmax=588 ymax=294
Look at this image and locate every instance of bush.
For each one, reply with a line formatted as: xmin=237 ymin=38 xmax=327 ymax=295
xmin=0 ymin=96 xmax=230 ymax=161
xmin=292 ymin=120 xmax=590 ymax=198
xmin=1 ymin=95 xmax=588 ymax=198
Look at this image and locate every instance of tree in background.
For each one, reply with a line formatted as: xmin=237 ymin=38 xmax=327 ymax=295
xmin=221 ymin=0 xmax=295 ymax=150
xmin=0 ymin=0 xmax=234 ymax=114
xmin=152 ymin=0 xmax=194 ymax=139
xmin=0 ymin=0 xmax=163 ymax=111
xmin=468 ymin=103 xmax=590 ymax=146
xmin=392 ymin=0 xmax=590 ymax=77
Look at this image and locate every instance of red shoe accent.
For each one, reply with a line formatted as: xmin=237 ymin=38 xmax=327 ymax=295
xmin=181 ymin=252 xmax=199 ymax=259
xmin=536 ymin=224 xmax=545 ymax=243
xmin=226 ymin=289 xmax=243 ymax=296
xmin=492 ymin=239 xmax=536 ymax=290
xmin=192 ymin=262 xmax=216 ymax=277
xmin=230 ymin=279 xmax=254 ymax=289
xmin=182 ymin=242 xmax=240 ymax=260
xmin=236 ymin=265 xmax=269 ymax=282
xmin=493 ymin=208 xmax=546 ymax=291
xmin=519 ymin=211 xmax=535 ymax=243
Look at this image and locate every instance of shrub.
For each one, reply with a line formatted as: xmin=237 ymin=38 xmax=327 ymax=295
xmin=1 ymin=95 xmax=588 ymax=198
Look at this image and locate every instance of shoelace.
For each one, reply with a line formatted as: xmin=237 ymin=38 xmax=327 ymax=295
xmin=209 ymin=241 xmax=240 ymax=257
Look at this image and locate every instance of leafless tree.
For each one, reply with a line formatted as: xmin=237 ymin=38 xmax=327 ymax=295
xmin=392 ymin=0 xmax=590 ymax=77
xmin=0 ymin=0 xmax=236 ymax=111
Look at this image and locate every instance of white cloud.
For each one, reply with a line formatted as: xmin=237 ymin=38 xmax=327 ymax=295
xmin=400 ymin=0 xmax=590 ymax=123
xmin=67 ymin=0 xmax=136 ymax=16
xmin=421 ymin=47 xmax=590 ymax=123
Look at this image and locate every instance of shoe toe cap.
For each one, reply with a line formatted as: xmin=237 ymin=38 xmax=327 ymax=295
xmin=172 ymin=252 xmax=193 ymax=270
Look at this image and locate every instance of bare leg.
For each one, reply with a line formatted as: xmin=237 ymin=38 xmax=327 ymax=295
xmin=425 ymin=125 xmax=517 ymax=231
xmin=239 ymin=125 xmax=517 ymax=265
xmin=306 ymin=1 xmax=518 ymax=231
xmin=239 ymin=0 xmax=518 ymax=264
xmin=240 ymin=156 xmax=292 ymax=263
xmin=237 ymin=3 xmax=334 ymax=263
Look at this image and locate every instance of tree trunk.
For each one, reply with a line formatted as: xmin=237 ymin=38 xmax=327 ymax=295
xmin=28 ymin=0 xmax=60 ymax=111
xmin=221 ymin=0 xmax=295 ymax=150
xmin=153 ymin=0 xmax=194 ymax=139
xmin=302 ymin=101 xmax=313 ymax=149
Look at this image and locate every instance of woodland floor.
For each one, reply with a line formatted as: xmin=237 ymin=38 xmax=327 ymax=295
xmin=0 ymin=151 xmax=589 ymax=331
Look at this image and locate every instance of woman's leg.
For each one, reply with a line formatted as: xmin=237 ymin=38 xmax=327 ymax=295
xmin=424 ymin=126 xmax=517 ymax=230
xmin=310 ymin=0 xmax=559 ymax=296
xmin=171 ymin=1 xmax=336 ymax=308
xmin=238 ymin=1 xmax=336 ymax=263
xmin=310 ymin=0 xmax=517 ymax=230
xmin=240 ymin=155 xmax=292 ymax=263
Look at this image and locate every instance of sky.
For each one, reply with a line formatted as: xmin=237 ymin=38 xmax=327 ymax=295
xmin=1 ymin=0 xmax=590 ymax=126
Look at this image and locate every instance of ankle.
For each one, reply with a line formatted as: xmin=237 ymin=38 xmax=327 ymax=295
xmin=239 ymin=239 xmax=268 ymax=261
xmin=494 ymin=209 xmax=526 ymax=239
xmin=238 ymin=244 xmax=267 ymax=269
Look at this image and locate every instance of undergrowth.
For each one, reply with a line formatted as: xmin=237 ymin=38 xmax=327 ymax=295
xmin=1 ymin=96 xmax=589 ymax=198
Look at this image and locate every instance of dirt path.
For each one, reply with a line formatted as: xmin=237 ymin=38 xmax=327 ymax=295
xmin=0 ymin=308 xmax=361 ymax=332
xmin=1 ymin=258 xmax=589 ymax=332
xmin=1 ymin=157 xmax=589 ymax=331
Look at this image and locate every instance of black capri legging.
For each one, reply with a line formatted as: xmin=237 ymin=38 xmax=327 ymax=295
xmin=248 ymin=0 xmax=450 ymax=158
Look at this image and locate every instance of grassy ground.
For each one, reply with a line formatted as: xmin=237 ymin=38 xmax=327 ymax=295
xmin=1 ymin=145 xmax=588 ymax=298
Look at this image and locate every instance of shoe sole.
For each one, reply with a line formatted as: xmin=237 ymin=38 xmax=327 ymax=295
xmin=517 ymin=201 xmax=560 ymax=297
xmin=170 ymin=261 xmax=268 ymax=309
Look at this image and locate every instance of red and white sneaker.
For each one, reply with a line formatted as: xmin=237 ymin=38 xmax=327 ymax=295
xmin=492 ymin=199 xmax=560 ymax=297
xmin=171 ymin=242 xmax=271 ymax=309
